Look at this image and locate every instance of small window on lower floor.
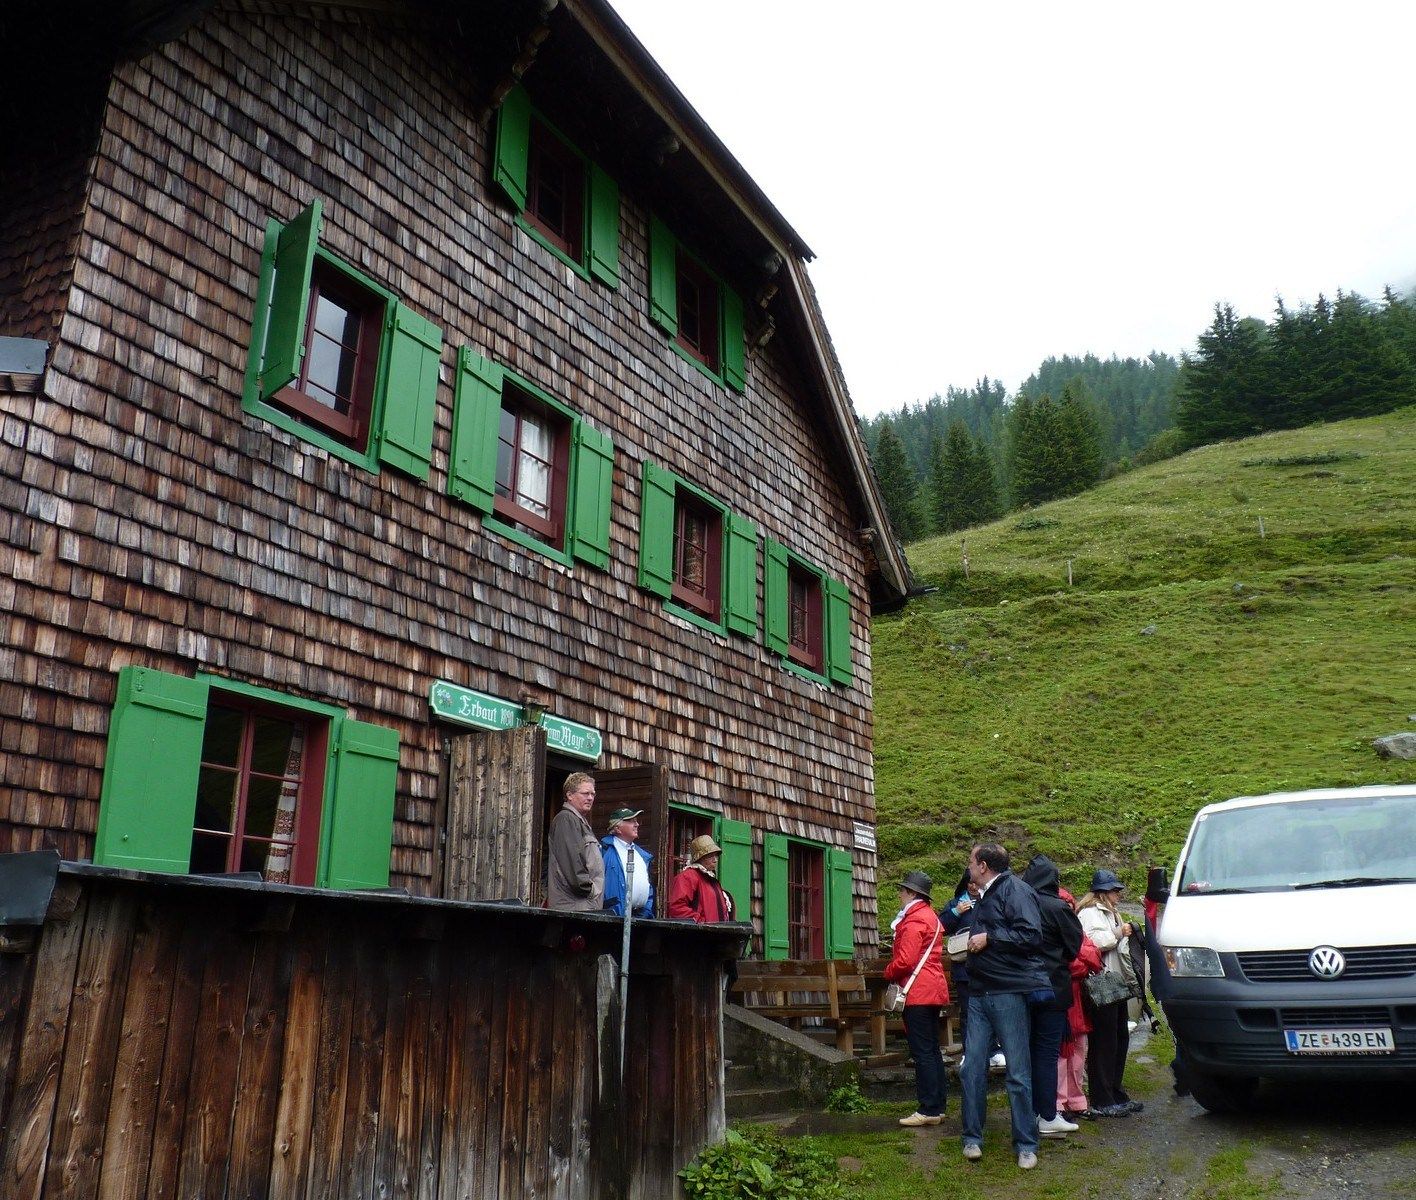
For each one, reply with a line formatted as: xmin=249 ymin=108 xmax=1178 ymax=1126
xmin=192 ymin=701 xmax=327 ymax=884
xmin=787 ymin=842 xmax=825 ymax=960
xmin=92 ymin=666 xmax=400 ymax=891
xmin=667 ymin=806 xmax=718 ymax=873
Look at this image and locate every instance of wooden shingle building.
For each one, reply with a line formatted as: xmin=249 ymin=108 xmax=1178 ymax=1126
xmin=2 ymin=0 xmax=907 ymax=954
xmin=2 ymin=2 xmax=912 ymax=1194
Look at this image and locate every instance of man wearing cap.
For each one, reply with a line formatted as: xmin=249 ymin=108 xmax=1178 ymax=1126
xmin=961 ymin=842 xmax=1049 ymax=1170
xmin=601 ymin=808 xmax=655 ymax=918
xmin=884 ymin=870 xmax=949 ymax=1126
xmin=547 ymin=772 xmax=604 ymax=912
xmin=667 ymin=835 xmax=734 ymax=922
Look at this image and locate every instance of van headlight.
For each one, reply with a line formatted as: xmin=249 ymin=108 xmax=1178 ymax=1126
xmin=1165 ymin=947 xmax=1224 ymax=977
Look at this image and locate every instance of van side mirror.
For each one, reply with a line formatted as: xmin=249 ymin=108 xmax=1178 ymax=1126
xmin=1145 ymin=866 xmax=1170 ymax=904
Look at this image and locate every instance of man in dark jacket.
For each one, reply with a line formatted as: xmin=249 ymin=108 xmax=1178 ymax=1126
xmin=961 ymin=843 xmax=1049 ymax=1170
xmin=1021 ymin=855 xmax=1084 ymax=1138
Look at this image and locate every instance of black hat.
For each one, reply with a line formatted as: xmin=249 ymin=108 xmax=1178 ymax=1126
xmin=1090 ymin=868 xmax=1124 ymax=893
xmin=899 ymin=870 xmax=933 ymax=900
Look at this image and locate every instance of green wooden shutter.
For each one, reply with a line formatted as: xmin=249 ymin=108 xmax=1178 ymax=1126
xmin=762 ymin=833 xmax=790 ymax=961
xmin=763 ymin=538 xmax=789 ymax=656
xmin=93 ymin=667 xmax=210 ymax=874
xmin=637 ymin=460 xmax=676 ymax=597
xmin=448 ymin=348 xmax=504 ymax=512
xmin=376 ymin=301 xmax=442 ymax=481
xmin=648 ymin=215 xmax=679 ymax=336
xmin=586 ymin=163 xmax=620 ymax=288
xmin=321 ymin=719 xmax=400 ymax=891
xmin=492 ymin=85 xmax=531 ymax=211
xmin=260 ymin=199 xmax=322 ymax=399
xmin=825 ymin=576 xmax=854 ymax=684
xmin=721 ymin=284 xmax=746 ymax=392
xmin=723 ymin=512 xmax=759 ymax=637
xmin=569 ymin=420 xmax=614 ymax=569
xmin=716 ymin=817 xmax=753 ymax=924
xmin=826 ymin=847 xmax=855 ymax=959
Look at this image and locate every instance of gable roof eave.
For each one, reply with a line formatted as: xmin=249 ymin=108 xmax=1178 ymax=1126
xmin=781 ymin=257 xmax=912 ymax=605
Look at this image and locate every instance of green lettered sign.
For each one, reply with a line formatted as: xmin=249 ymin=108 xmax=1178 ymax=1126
xmin=429 ymin=681 xmax=602 ymax=762
xmin=542 ymin=715 xmax=602 ymax=762
xmin=429 ymin=681 xmax=521 ymax=731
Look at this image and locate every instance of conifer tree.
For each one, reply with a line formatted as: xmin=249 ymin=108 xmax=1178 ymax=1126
xmin=870 ymin=419 xmax=922 ymax=542
xmin=1057 ymin=381 xmax=1104 ymax=494
xmin=964 ymin=437 xmax=1001 ymax=525
xmin=927 ymin=424 xmax=972 ymax=533
xmin=1176 ymin=303 xmax=1271 ymax=441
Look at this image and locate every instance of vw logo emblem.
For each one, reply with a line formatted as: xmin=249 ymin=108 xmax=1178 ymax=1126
xmin=1309 ymin=946 xmax=1346 ymax=979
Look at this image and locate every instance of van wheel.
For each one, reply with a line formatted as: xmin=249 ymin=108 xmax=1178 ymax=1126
xmin=1187 ymin=1069 xmax=1258 ymax=1114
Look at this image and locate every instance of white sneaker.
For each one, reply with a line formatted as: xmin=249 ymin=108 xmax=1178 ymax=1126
xmin=989 ymin=1052 xmax=1007 ymax=1069
xmin=1018 ymin=1151 xmax=1037 ymax=1169
xmin=1038 ymin=1114 xmax=1078 ymax=1137
xmin=963 ymin=1143 xmax=983 ymax=1161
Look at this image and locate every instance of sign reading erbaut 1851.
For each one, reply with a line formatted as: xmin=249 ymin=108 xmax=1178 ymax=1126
xmin=428 ymin=681 xmax=602 ymax=762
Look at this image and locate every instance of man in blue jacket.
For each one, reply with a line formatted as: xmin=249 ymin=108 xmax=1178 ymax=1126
xmin=601 ymin=808 xmax=654 ymax=918
xmin=961 ymin=843 xmax=1049 ymax=1170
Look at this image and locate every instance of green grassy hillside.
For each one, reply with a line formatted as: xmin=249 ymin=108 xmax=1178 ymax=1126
xmin=872 ymin=407 xmax=1416 ymax=912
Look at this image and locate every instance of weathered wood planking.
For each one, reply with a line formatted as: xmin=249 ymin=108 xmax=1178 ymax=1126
xmin=0 ymin=868 xmax=742 ymax=1199
xmin=1 ymin=0 xmax=882 ymax=951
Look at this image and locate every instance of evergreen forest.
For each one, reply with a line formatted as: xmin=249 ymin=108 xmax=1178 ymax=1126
xmin=862 ymin=287 xmax=1416 ymax=543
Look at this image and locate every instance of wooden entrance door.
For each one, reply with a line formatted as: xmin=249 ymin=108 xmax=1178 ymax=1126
xmin=443 ymin=725 xmax=546 ymax=902
xmin=588 ymin=764 xmax=668 ymax=909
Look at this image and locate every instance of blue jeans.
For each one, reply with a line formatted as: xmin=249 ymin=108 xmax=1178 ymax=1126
xmin=961 ymin=991 xmax=1037 ymax=1154
xmin=1029 ymin=1003 xmax=1067 ymax=1120
xmin=902 ymin=1005 xmax=946 ymax=1116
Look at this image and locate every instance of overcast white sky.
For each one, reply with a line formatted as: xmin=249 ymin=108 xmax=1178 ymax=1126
xmin=608 ymin=1 xmax=1416 ymax=418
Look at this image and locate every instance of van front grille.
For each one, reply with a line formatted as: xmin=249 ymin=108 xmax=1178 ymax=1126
xmin=1236 ymin=945 xmax=1416 ymax=982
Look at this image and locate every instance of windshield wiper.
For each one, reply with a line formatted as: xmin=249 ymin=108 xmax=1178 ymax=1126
xmin=1293 ymin=876 xmax=1416 ymax=890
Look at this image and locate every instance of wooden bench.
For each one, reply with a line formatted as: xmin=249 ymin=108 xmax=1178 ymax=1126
xmin=730 ymin=959 xmax=879 ymax=1053
xmin=730 ymin=959 xmax=964 ymax=1057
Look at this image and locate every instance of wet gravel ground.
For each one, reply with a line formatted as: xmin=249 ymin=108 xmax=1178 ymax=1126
xmin=1123 ymin=1074 xmax=1416 ymax=1199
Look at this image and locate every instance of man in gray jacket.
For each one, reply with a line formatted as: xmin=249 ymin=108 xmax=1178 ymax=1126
xmin=548 ymin=772 xmax=604 ymax=911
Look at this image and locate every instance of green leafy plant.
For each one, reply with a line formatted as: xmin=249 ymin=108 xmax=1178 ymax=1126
xmin=680 ymin=1126 xmax=847 ymax=1199
xmin=824 ymin=1081 xmax=870 ymax=1114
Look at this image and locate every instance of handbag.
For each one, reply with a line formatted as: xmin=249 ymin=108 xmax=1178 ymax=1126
xmin=886 ymin=920 xmax=942 ymax=1012
xmin=946 ymin=931 xmax=971 ymax=963
xmin=1084 ymin=968 xmax=1132 ymax=1008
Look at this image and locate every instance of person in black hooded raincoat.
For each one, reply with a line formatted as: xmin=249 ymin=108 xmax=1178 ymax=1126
xmin=1021 ymin=854 xmax=1084 ymax=1138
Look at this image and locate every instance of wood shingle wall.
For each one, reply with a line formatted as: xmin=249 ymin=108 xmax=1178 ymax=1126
xmin=0 ymin=3 xmax=880 ymax=946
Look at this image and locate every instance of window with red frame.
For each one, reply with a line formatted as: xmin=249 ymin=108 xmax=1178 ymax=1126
xmin=668 ymin=808 xmax=717 ymax=872
xmin=671 ymin=493 xmax=722 ymax=619
xmin=190 ymin=701 xmax=327 ymax=886
xmin=788 ymin=843 xmax=825 ymax=959
xmin=525 ymin=120 xmax=585 ymax=261
xmin=270 ymin=261 xmax=383 ymax=449
xmin=495 ymin=387 xmax=570 ymax=545
xmin=787 ymin=564 xmax=824 ymax=672
xmin=675 ymin=250 xmax=720 ymax=372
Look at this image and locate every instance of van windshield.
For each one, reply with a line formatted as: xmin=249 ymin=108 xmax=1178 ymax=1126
xmin=1177 ymin=793 xmax=1416 ymax=893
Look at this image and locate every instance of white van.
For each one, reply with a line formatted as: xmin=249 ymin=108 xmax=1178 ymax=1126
xmin=1155 ymin=783 xmax=1416 ymax=1112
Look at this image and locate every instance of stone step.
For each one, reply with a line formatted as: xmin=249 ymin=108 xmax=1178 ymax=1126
xmin=726 ymin=1084 xmax=803 ymax=1120
xmin=725 ymin=1062 xmax=759 ymax=1089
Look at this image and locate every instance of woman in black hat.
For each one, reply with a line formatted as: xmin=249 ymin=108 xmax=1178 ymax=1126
xmin=1077 ymin=869 xmax=1140 ymax=1117
xmin=884 ymin=870 xmax=950 ymax=1125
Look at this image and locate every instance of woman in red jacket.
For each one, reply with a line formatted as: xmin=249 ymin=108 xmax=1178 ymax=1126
xmin=1057 ymin=886 xmax=1104 ymax=1117
xmin=885 ymin=870 xmax=950 ymax=1126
